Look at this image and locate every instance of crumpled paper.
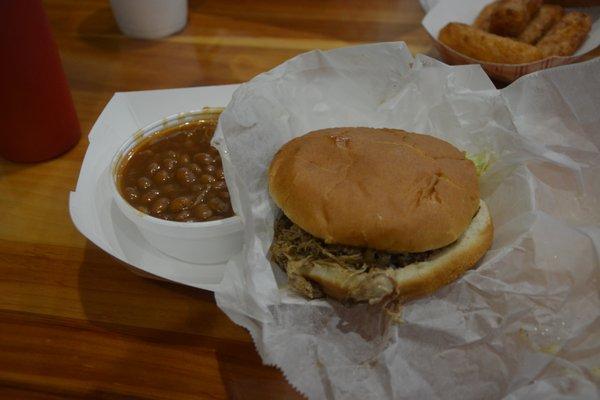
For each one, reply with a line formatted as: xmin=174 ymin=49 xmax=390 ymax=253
xmin=212 ymin=42 xmax=600 ymax=399
xmin=420 ymin=0 xmax=439 ymax=12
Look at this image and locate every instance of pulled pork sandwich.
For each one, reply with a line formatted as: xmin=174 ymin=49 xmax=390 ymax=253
xmin=268 ymin=127 xmax=493 ymax=304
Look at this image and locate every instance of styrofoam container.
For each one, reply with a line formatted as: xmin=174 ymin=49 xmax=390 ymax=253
xmin=110 ymin=108 xmax=243 ymax=264
xmin=422 ymin=0 xmax=600 ymax=82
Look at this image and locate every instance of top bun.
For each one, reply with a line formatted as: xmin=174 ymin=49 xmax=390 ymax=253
xmin=268 ymin=127 xmax=480 ymax=253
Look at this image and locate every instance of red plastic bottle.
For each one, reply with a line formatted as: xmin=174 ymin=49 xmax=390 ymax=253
xmin=0 ymin=0 xmax=80 ymax=163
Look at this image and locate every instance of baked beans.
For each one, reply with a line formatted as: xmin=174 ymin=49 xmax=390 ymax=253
xmin=117 ymin=120 xmax=233 ymax=222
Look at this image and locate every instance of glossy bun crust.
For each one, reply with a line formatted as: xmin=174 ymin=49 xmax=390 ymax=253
xmin=268 ymin=127 xmax=480 ymax=253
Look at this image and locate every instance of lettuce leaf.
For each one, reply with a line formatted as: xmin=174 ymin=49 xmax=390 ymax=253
xmin=466 ymin=151 xmax=494 ymax=176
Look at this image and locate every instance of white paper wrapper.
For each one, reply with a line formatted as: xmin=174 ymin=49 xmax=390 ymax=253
xmin=213 ymin=42 xmax=600 ymax=399
xmin=420 ymin=0 xmax=439 ymax=12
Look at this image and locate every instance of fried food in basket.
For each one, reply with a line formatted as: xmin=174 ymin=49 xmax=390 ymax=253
xmin=473 ymin=1 xmax=501 ymax=31
xmin=489 ymin=0 xmax=543 ymax=37
xmin=536 ymin=11 xmax=592 ymax=57
xmin=439 ymin=23 xmax=543 ymax=64
xmin=517 ymin=5 xmax=564 ymax=44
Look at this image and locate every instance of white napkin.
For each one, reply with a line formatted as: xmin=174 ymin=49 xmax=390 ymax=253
xmin=212 ymin=42 xmax=600 ymax=399
xmin=420 ymin=0 xmax=440 ymax=12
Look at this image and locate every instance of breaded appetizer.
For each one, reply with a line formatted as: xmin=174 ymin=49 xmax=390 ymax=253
xmin=490 ymin=0 xmax=543 ymax=37
xmin=473 ymin=1 xmax=501 ymax=31
xmin=537 ymin=12 xmax=592 ymax=57
xmin=439 ymin=22 xmax=544 ymax=64
xmin=518 ymin=5 xmax=564 ymax=44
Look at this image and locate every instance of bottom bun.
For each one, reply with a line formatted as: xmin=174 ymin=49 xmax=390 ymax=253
xmin=390 ymin=199 xmax=493 ymax=303
xmin=294 ymin=200 xmax=493 ymax=304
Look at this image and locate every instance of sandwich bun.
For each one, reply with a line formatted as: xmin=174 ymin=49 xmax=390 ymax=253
xmin=269 ymin=127 xmax=481 ymax=253
xmin=292 ymin=200 xmax=493 ymax=304
xmin=389 ymin=199 xmax=492 ymax=303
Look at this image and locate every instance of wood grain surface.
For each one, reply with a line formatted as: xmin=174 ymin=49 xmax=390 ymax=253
xmin=1 ymin=0 xmax=596 ymax=399
xmin=0 ymin=1 xmax=428 ymax=398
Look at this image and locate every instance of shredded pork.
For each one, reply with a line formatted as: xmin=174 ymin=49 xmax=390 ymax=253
xmin=269 ymin=214 xmax=435 ymax=300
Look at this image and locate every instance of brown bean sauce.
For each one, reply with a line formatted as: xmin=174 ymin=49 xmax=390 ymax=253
xmin=117 ymin=120 xmax=233 ymax=222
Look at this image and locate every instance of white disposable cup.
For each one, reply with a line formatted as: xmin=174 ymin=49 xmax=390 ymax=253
xmin=110 ymin=0 xmax=188 ymax=39
xmin=111 ymin=109 xmax=244 ymax=265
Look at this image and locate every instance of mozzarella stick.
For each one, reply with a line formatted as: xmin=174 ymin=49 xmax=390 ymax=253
xmin=525 ymin=0 xmax=543 ymax=16
xmin=518 ymin=5 xmax=564 ymax=44
xmin=537 ymin=12 xmax=592 ymax=57
xmin=473 ymin=1 xmax=500 ymax=31
xmin=439 ymin=23 xmax=543 ymax=64
xmin=490 ymin=0 xmax=543 ymax=37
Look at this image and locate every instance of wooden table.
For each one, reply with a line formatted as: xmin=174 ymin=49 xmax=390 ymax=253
xmin=0 ymin=1 xmax=430 ymax=398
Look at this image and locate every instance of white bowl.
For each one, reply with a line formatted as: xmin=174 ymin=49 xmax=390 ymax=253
xmin=110 ymin=109 xmax=244 ymax=264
